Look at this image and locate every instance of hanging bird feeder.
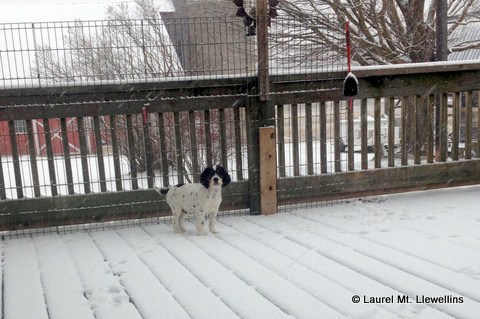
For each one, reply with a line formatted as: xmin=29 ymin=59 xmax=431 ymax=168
xmin=343 ymin=21 xmax=359 ymax=110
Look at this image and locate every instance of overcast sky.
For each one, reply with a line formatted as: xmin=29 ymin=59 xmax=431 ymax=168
xmin=0 ymin=0 xmax=174 ymax=23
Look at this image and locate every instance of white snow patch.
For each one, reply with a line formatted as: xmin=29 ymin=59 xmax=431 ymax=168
xmin=1 ymin=185 xmax=480 ymax=318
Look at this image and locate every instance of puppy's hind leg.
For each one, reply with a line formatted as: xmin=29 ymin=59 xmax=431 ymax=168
xmin=178 ymin=210 xmax=188 ymax=233
xmin=195 ymin=211 xmax=207 ymax=236
xmin=171 ymin=206 xmax=183 ymax=233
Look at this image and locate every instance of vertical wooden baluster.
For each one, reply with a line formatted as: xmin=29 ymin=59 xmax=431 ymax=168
xmin=388 ymin=97 xmax=395 ymax=167
xmin=334 ymin=101 xmax=341 ymax=173
xmin=427 ymin=95 xmax=435 ymax=163
xmin=126 ymin=114 xmax=138 ymax=190
xmin=110 ymin=115 xmax=123 ymax=191
xmin=374 ymin=98 xmax=382 ymax=168
xmin=43 ymin=119 xmax=58 ymax=196
xmin=60 ymin=118 xmax=74 ymax=195
xmin=93 ymin=116 xmax=107 ymax=192
xmin=401 ymin=96 xmax=408 ymax=166
xmin=26 ymin=119 xmax=41 ymax=197
xmin=276 ymin=104 xmax=285 ymax=178
xmin=234 ymin=107 xmax=244 ymax=181
xmin=291 ymin=104 xmax=300 ymax=176
xmin=157 ymin=113 xmax=169 ymax=187
xmin=452 ymin=93 xmax=460 ymax=161
xmin=320 ymin=102 xmax=327 ymax=174
xmin=360 ymin=99 xmax=368 ymax=170
xmin=305 ymin=103 xmax=314 ymax=175
xmin=173 ymin=112 xmax=184 ymax=184
xmin=347 ymin=101 xmax=354 ymax=171
xmin=77 ymin=117 xmax=91 ymax=194
xmin=8 ymin=121 xmax=23 ymax=199
xmin=189 ymin=110 xmax=199 ymax=183
xmin=465 ymin=91 xmax=473 ymax=159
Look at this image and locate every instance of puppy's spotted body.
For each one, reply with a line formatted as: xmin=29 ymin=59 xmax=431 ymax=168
xmin=156 ymin=165 xmax=231 ymax=235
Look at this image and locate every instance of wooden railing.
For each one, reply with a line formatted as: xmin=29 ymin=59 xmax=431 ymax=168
xmin=272 ymin=61 xmax=480 ymax=204
xmin=1 ymin=61 xmax=480 ymax=230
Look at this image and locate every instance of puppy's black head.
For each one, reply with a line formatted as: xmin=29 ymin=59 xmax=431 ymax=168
xmin=200 ymin=165 xmax=231 ymax=189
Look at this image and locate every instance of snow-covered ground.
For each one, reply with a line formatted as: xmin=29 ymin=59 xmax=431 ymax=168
xmin=2 ymin=185 xmax=480 ymax=319
xmin=1 ymin=144 xmax=371 ymax=199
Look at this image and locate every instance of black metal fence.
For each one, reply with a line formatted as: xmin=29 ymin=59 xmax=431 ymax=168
xmin=0 ymin=18 xmax=255 ymax=86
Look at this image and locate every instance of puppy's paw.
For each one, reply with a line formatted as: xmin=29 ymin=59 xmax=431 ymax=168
xmin=209 ymin=228 xmax=219 ymax=234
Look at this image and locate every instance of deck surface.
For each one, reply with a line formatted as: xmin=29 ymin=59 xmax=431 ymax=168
xmin=2 ymin=186 xmax=480 ymax=319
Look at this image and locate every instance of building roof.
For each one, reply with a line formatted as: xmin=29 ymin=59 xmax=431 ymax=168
xmin=449 ymin=16 xmax=480 ymax=61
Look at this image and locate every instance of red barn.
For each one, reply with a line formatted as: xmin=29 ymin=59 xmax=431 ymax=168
xmin=0 ymin=119 xmax=96 ymax=157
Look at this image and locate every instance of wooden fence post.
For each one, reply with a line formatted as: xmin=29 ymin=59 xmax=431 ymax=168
xmin=247 ymin=97 xmax=262 ymax=215
xmin=256 ymin=0 xmax=269 ymax=102
xmin=259 ymin=127 xmax=277 ymax=215
xmin=247 ymin=0 xmax=276 ymax=215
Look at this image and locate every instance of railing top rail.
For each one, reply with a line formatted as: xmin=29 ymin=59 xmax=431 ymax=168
xmin=2 ymin=60 xmax=479 ymax=95
xmin=0 ymin=72 xmax=256 ymax=98
xmin=270 ymin=60 xmax=480 ymax=80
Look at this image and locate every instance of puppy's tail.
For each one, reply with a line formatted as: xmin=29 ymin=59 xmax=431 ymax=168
xmin=153 ymin=186 xmax=170 ymax=195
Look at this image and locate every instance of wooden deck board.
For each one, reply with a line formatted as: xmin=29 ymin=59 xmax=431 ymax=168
xmin=1 ymin=186 xmax=480 ymax=319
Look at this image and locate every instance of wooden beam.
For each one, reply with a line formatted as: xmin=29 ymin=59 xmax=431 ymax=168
xmin=259 ymin=126 xmax=277 ymax=215
xmin=256 ymin=0 xmax=270 ymax=101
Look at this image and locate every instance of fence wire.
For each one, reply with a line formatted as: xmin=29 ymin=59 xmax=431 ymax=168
xmin=270 ymin=16 xmax=345 ymax=75
xmin=9 ymin=15 xmax=465 ymax=235
xmin=0 ymin=18 xmax=256 ymax=87
xmin=0 ymin=16 xmax=343 ymax=88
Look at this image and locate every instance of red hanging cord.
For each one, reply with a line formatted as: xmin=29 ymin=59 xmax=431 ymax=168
xmin=346 ymin=21 xmax=353 ymax=111
xmin=346 ymin=21 xmax=351 ymax=73
xmin=142 ymin=107 xmax=148 ymax=124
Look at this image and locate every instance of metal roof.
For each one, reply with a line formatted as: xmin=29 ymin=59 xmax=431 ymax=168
xmin=448 ymin=19 xmax=480 ymax=61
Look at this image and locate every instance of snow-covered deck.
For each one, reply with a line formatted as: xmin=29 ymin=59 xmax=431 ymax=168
xmin=2 ymin=185 xmax=480 ymax=319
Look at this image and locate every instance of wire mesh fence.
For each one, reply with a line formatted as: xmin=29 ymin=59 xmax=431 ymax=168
xmin=2 ymin=15 xmax=480 ymax=235
xmin=0 ymin=18 xmax=257 ymax=88
xmin=269 ymin=16 xmax=345 ymax=75
xmin=0 ymin=15 xmax=344 ymax=88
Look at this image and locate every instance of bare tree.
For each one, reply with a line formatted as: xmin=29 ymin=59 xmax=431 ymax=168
xmin=268 ymin=0 xmax=480 ymax=160
xmin=34 ymin=0 xmax=182 ymax=82
xmin=32 ymin=0 xmax=237 ymax=180
xmin=275 ymin=0 xmax=480 ymax=65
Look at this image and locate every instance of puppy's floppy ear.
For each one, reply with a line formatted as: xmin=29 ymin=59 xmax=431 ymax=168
xmin=200 ymin=166 xmax=213 ymax=189
xmin=219 ymin=166 xmax=231 ymax=187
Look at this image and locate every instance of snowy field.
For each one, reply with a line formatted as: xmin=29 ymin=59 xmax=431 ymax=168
xmin=1 ymin=147 xmax=372 ymax=199
xmin=2 ymin=185 xmax=480 ymax=319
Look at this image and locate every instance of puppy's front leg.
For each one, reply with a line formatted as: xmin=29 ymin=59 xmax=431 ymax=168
xmin=208 ymin=211 xmax=219 ymax=234
xmin=178 ymin=210 xmax=187 ymax=233
xmin=195 ymin=211 xmax=207 ymax=236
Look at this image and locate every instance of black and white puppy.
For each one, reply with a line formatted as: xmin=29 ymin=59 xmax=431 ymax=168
xmin=156 ymin=165 xmax=231 ymax=235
